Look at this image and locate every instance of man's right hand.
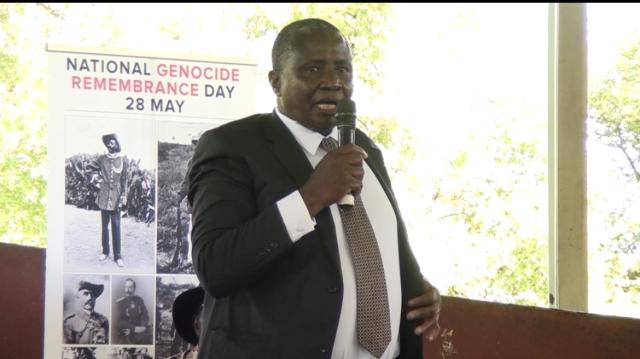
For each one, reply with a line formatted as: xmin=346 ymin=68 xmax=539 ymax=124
xmin=300 ymin=144 xmax=368 ymax=217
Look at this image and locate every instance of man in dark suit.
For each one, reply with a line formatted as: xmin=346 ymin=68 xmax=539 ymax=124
xmin=189 ymin=18 xmax=441 ymax=359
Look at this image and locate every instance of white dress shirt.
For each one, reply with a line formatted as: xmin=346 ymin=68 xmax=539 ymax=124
xmin=274 ymin=109 xmax=401 ymax=359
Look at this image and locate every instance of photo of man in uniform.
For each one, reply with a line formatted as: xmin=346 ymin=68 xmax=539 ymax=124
xmin=63 ymin=280 xmax=109 ymax=345
xmin=114 ymin=277 xmax=152 ymax=344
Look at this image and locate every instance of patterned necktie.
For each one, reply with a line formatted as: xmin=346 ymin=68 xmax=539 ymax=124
xmin=320 ymin=137 xmax=391 ymax=358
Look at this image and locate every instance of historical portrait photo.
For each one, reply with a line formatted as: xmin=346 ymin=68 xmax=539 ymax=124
xmin=62 ymin=347 xmax=108 ymax=359
xmin=106 ymin=347 xmax=154 ymax=359
xmin=64 ymin=115 xmax=156 ymax=274
xmin=111 ymin=275 xmax=154 ymax=345
xmin=155 ymin=275 xmax=199 ymax=359
xmin=62 ymin=274 xmax=110 ymax=345
xmin=156 ymin=121 xmax=219 ymax=274
xmin=62 ymin=346 xmax=153 ymax=359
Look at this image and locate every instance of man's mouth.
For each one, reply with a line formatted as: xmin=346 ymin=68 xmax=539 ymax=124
xmin=314 ymin=100 xmax=338 ymax=114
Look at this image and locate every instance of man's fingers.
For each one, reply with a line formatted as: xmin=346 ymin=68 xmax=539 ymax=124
xmin=411 ymin=314 xmax=440 ymax=339
xmin=408 ymin=295 xmax=439 ymax=308
xmin=406 ymin=305 xmax=439 ymax=321
xmin=420 ymin=321 xmax=441 ymax=341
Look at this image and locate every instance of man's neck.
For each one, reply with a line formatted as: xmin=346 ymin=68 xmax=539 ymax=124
xmin=78 ymin=308 xmax=93 ymax=320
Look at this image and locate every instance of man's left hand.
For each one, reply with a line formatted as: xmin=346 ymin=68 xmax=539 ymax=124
xmin=406 ymin=280 xmax=441 ymax=341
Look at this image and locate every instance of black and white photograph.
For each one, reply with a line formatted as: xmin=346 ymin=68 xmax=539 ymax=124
xmin=111 ymin=275 xmax=154 ymax=345
xmin=155 ymin=275 xmax=199 ymax=359
xmin=156 ymin=121 xmax=217 ymax=274
xmin=105 ymin=346 xmax=154 ymax=359
xmin=62 ymin=347 xmax=109 ymax=359
xmin=64 ymin=116 xmax=156 ymax=274
xmin=63 ymin=274 xmax=111 ymax=345
xmin=62 ymin=346 xmax=153 ymax=359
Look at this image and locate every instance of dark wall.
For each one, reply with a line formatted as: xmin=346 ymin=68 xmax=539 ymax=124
xmin=2 ymin=243 xmax=639 ymax=359
xmin=0 ymin=243 xmax=45 ymax=359
xmin=423 ymin=296 xmax=640 ymax=359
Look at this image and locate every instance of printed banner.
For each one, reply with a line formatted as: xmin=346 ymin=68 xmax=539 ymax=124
xmin=45 ymin=47 xmax=257 ymax=359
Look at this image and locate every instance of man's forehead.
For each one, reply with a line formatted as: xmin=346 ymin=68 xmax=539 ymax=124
xmin=288 ymin=39 xmax=352 ymax=63
xmin=292 ymin=30 xmax=348 ymax=50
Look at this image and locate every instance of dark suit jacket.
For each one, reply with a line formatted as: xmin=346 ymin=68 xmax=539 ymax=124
xmin=189 ymin=112 xmax=425 ymax=359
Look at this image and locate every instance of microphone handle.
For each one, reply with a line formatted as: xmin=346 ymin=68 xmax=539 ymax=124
xmin=338 ymin=193 xmax=355 ymax=207
xmin=337 ymin=123 xmax=356 ymax=207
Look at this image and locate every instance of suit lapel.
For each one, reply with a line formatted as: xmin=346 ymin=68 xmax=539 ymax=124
xmin=261 ymin=113 xmax=341 ymax=272
xmin=261 ymin=112 xmax=313 ymax=188
xmin=356 ymin=132 xmax=401 ymax=216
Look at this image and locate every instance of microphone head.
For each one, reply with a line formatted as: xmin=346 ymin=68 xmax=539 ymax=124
xmin=337 ymin=98 xmax=356 ymax=115
xmin=336 ymin=99 xmax=356 ymax=128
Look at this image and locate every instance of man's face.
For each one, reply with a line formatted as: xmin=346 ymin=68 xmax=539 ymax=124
xmin=77 ymin=289 xmax=96 ymax=311
xmin=106 ymin=139 xmax=117 ymax=153
xmin=269 ymin=30 xmax=353 ymax=135
xmin=124 ymin=280 xmax=136 ymax=296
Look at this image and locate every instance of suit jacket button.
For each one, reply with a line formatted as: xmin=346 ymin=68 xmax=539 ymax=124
xmin=269 ymin=242 xmax=279 ymax=248
xmin=319 ymin=346 xmax=328 ymax=355
xmin=327 ymin=284 xmax=338 ymax=293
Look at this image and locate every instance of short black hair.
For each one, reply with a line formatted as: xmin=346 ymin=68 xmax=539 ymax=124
xmin=271 ymin=18 xmax=348 ymax=70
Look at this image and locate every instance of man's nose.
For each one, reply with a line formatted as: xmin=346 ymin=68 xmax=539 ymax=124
xmin=319 ymin=69 xmax=342 ymax=90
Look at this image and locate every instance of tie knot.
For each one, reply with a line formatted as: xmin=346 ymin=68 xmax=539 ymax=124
xmin=320 ymin=137 xmax=339 ymax=152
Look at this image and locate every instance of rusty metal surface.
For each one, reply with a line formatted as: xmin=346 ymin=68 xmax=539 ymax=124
xmin=2 ymin=243 xmax=639 ymax=359
xmin=0 ymin=243 xmax=45 ymax=359
xmin=424 ymin=296 xmax=640 ymax=359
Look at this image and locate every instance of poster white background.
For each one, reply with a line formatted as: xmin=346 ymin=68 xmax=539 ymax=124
xmin=46 ymin=47 xmax=256 ymax=358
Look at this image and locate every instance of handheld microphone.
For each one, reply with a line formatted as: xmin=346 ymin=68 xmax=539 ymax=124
xmin=336 ymin=99 xmax=357 ymax=207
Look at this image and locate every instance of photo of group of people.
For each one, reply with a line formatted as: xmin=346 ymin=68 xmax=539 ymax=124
xmin=61 ymin=116 xmax=217 ymax=358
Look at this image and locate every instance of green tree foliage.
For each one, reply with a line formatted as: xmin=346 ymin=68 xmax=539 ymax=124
xmin=589 ymin=37 xmax=640 ymax=306
xmin=242 ymin=3 xmax=416 ymax=174
xmin=244 ymin=3 xmax=391 ymax=90
xmin=243 ymin=4 xmax=548 ymax=307
xmin=428 ymin=115 xmax=548 ymax=306
xmin=0 ymin=3 xmax=554 ymax=309
xmin=590 ymin=39 xmax=640 ymax=182
xmin=0 ymin=4 xmax=58 ymax=247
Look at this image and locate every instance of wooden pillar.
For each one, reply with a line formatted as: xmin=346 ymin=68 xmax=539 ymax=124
xmin=548 ymin=3 xmax=588 ymax=311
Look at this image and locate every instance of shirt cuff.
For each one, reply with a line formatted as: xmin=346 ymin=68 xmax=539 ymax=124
xmin=277 ymin=190 xmax=316 ymax=242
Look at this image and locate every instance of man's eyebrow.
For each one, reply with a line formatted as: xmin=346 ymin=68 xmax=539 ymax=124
xmin=302 ymin=60 xmax=327 ymax=64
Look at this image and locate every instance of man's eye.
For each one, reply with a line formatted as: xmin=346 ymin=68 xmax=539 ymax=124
xmin=306 ymin=66 xmax=320 ymax=73
xmin=337 ymin=66 xmax=351 ymax=73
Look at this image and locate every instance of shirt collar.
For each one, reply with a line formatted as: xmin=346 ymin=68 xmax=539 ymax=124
xmin=274 ymin=107 xmax=337 ymax=155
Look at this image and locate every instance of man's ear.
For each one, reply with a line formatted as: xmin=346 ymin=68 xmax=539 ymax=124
xmin=268 ymin=70 xmax=281 ymax=96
